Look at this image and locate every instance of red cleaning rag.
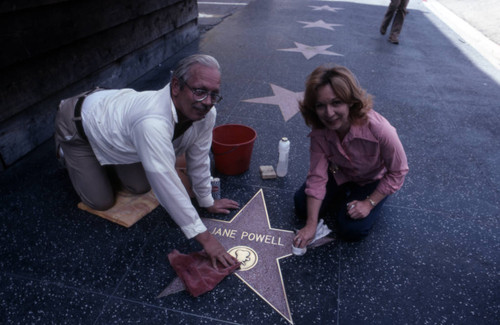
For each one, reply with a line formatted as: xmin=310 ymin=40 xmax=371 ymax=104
xmin=168 ymin=249 xmax=240 ymax=297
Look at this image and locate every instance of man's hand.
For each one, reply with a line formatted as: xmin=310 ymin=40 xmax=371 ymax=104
xmin=206 ymin=198 xmax=239 ymax=214
xmin=195 ymin=230 xmax=238 ymax=269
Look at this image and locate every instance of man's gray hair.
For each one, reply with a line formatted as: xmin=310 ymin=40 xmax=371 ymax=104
xmin=172 ymin=54 xmax=220 ymax=83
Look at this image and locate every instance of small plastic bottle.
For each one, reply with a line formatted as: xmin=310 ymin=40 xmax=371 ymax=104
xmin=211 ymin=177 xmax=221 ymax=200
xmin=276 ymin=137 xmax=290 ymax=177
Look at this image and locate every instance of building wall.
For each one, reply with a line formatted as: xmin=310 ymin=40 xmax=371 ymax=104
xmin=0 ymin=0 xmax=199 ymax=170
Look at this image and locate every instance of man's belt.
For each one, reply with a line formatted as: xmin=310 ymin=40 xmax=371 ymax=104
xmin=74 ymin=96 xmax=88 ymax=142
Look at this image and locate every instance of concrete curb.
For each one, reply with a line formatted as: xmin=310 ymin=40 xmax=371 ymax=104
xmin=424 ymin=0 xmax=500 ymax=71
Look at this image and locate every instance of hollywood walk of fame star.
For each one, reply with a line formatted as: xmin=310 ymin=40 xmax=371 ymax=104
xmin=309 ymin=5 xmax=344 ymax=13
xmin=242 ymin=84 xmax=304 ymax=122
xmin=297 ymin=19 xmax=343 ymax=31
xmin=158 ymin=190 xmax=335 ymax=323
xmin=278 ymin=41 xmax=344 ymax=60
xmin=201 ymin=190 xmax=296 ymax=323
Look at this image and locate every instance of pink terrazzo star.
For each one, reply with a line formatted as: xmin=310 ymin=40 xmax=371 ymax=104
xmin=309 ymin=5 xmax=344 ymax=13
xmin=203 ymin=190 xmax=296 ymax=323
xmin=159 ymin=190 xmax=296 ymax=323
xmin=297 ymin=19 xmax=342 ymax=30
xmin=278 ymin=41 xmax=343 ymax=60
xmin=242 ymin=84 xmax=304 ymax=122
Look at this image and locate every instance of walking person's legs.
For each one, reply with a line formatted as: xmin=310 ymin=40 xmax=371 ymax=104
xmin=380 ymin=0 xmax=401 ymax=35
xmin=388 ymin=0 xmax=409 ymax=43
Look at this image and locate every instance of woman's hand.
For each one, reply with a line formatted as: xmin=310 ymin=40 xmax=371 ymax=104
xmin=206 ymin=199 xmax=240 ymax=214
xmin=293 ymin=197 xmax=322 ymax=248
xmin=346 ymin=200 xmax=372 ymax=219
xmin=293 ymin=223 xmax=317 ymax=248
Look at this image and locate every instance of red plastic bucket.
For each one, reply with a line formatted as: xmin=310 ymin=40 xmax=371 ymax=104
xmin=212 ymin=124 xmax=257 ymax=175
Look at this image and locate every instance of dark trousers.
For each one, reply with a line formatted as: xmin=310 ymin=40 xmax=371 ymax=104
xmin=380 ymin=0 xmax=410 ymax=40
xmin=294 ymin=174 xmax=388 ymax=241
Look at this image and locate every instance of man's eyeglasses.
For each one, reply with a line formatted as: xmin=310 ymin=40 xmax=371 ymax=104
xmin=181 ymin=79 xmax=223 ymax=104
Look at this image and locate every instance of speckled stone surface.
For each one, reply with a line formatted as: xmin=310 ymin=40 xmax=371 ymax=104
xmin=1 ymin=0 xmax=499 ymax=324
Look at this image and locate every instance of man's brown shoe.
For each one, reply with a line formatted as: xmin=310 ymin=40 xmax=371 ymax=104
xmin=388 ymin=37 xmax=399 ymax=44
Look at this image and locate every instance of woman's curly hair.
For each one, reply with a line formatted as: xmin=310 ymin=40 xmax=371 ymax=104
xmin=299 ymin=65 xmax=373 ymax=129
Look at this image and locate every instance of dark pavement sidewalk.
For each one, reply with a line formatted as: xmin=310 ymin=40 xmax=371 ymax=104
xmin=1 ymin=0 xmax=499 ymax=324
